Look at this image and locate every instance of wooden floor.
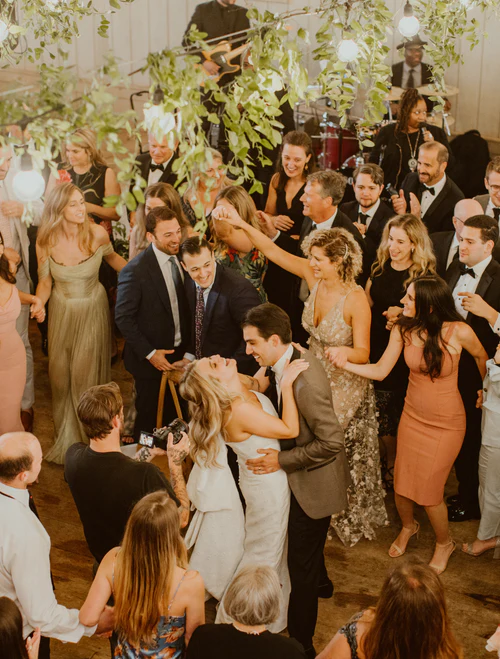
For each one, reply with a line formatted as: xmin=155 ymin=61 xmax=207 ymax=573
xmin=29 ymin=322 xmax=498 ymax=659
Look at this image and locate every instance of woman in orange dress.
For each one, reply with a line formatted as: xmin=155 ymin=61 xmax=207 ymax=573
xmin=332 ymin=276 xmax=487 ymax=574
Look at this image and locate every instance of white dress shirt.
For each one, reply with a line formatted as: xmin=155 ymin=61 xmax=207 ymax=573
xmin=146 ymin=244 xmax=184 ymax=359
xmin=147 ymin=156 xmax=173 ymax=186
xmin=402 ymin=62 xmax=422 ymax=89
xmin=312 ymin=209 xmax=338 ymax=231
xmin=271 ymin=343 xmax=294 ymax=406
xmin=420 ymin=174 xmax=447 ymax=217
xmin=184 ymin=266 xmax=217 ymax=362
xmin=357 ymin=199 xmax=380 ymax=232
xmin=485 ymin=198 xmax=500 ymax=223
xmin=452 ymin=255 xmax=492 ymax=319
xmin=0 ymin=481 xmax=96 ymax=642
xmin=446 ymin=233 xmax=460 ymax=270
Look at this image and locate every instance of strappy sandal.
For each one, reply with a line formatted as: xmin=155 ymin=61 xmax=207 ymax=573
xmin=429 ymin=538 xmax=457 ymax=575
xmin=461 ymin=537 xmax=500 ymax=559
xmin=389 ymin=521 xmax=420 ymax=558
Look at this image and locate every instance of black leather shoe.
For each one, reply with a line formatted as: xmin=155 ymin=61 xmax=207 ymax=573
xmin=448 ymin=503 xmax=481 ymax=522
xmin=318 ymin=579 xmax=334 ymax=599
xmin=446 ymin=494 xmax=460 ymax=506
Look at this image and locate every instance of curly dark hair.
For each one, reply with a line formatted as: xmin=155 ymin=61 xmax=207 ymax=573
xmin=395 ymin=88 xmax=425 ymax=134
xmin=0 ymin=231 xmax=16 ymax=285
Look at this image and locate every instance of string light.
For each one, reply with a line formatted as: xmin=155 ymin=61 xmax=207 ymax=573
xmin=398 ymin=1 xmax=420 ymax=38
xmin=337 ymin=39 xmax=360 ymax=63
xmin=12 ymin=153 xmax=45 ymax=202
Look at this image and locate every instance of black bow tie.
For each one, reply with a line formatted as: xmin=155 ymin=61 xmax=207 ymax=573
xmin=150 ymin=163 xmax=165 ymax=172
xmin=265 ymin=366 xmax=277 ymax=386
xmin=419 ymin=184 xmax=436 ymax=196
xmin=459 ymin=263 xmax=476 ymax=278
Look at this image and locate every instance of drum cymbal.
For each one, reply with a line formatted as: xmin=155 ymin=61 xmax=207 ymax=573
xmin=385 ymin=86 xmax=404 ymax=102
xmin=426 ymin=112 xmax=456 ymax=128
xmin=418 ymin=84 xmax=459 ymax=97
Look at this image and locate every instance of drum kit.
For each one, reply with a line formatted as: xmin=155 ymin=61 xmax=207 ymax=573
xmin=294 ymin=83 xmax=459 ymax=174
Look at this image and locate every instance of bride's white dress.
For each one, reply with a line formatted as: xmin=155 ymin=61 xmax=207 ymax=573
xmin=186 ymin=391 xmax=291 ymax=632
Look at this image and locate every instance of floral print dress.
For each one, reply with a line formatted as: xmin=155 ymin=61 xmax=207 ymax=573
xmin=215 ymin=246 xmax=268 ymax=302
xmin=302 ymin=284 xmax=388 ymax=546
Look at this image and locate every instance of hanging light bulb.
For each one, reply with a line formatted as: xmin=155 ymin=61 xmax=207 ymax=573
xmin=0 ymin=20 xmax=9 ymax=42
xmin=12 ymin=153 xmax=45 ymax=203
xmin=398 ymin=2 xmax=420 ymax=38
xmin=337 ymin=39 xmax=360 ymax=63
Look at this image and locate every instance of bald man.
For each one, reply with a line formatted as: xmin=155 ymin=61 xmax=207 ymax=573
xmin=0 ymin=432 xmax=112 ymax=659
xmin=431 ymin=199 xmax=486 ymax=277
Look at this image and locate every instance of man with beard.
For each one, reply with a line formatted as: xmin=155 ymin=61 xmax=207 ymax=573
xmin=64 ymin=382 xmax=190 ymax=565
xmin=392 ymin=141 xmax=464 ymax=233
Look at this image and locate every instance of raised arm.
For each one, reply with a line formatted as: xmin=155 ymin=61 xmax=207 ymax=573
xmin=212 ymin=204 xmax=315 ymax=287
xmin=342 ymin=324 xmax=404 ymax=381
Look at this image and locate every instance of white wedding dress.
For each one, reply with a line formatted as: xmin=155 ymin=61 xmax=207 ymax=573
xmin=185 ymin=392 xmax=291 ymax=632
xmin=216 ymin=391 xmax=291 ymax=632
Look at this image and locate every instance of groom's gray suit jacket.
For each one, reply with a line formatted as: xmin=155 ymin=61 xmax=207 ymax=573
xmin=277 ymin=347 xmax=350 ymax=520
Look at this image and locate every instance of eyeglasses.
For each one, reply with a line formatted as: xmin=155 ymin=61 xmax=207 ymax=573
xmin=487 ymin=184 xmax=500 ymax=193
xmin=412 ymin=110 xmax=427 ymax=116
xmin=453 ymin=216 xmax=464 ymax=224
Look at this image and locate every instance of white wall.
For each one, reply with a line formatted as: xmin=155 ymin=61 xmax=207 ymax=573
xmin=8 ymin=0 xmax=500 ymax=141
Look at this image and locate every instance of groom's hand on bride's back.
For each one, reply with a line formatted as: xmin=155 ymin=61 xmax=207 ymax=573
xmin=246 ymin=448 xmax=281 ymax=474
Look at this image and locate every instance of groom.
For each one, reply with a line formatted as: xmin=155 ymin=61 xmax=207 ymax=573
xmin=241 ymin=303 xmax=349 ymax=659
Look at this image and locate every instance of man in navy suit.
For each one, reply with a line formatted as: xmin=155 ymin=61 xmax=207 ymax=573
xmin=340 ymin=163 xmax=394 ymax=279
xmin=175 ymin=236 xmax=260 ymax=375
xmin=115 ymin=207 xmax=189 ymax=440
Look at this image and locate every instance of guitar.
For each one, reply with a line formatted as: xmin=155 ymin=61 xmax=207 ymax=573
xmin=199 ymin=41 xmax=249 ymax=85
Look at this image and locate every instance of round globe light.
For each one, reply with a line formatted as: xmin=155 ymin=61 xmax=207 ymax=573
xmin=337 ymin=39 xmax=360 ymax=63
xmin=0 ymin=20 xmax=9 ymax=42
xmin=12 ymin=170 xmax=46 ymax=202
xmin=398 ymin=15 xmax=420 ymax=38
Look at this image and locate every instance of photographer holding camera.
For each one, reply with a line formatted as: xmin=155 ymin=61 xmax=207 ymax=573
xmin=65 ymin=382 xmax=190 ymax=566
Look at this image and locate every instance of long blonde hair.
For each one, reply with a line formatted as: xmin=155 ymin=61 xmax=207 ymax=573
xmin=63 ymin=127 xmax=107 ymax=168
xmin=37 ymin=182 xmax=93 ymax=255
xmin=372 ymin=214 xmax=436 ymax=287
xmin=179 ymin=360 xmax=236 ymax=468
xmin=114 ymin=492 xmax=187 ymax=648
xmin=184 ymin=148 xmax=232 ymax=208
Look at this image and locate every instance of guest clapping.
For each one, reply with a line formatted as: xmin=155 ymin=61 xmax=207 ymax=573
xmin=317 ymin=558 xmax=462 ymax=659
xmin=79 ymin=491 xmax=205 ymax=656
xmin=212 ymin=186 xmax=268 ymax=301
xmin=333 ymin=276 xmax=487 ymax=573
xmin=186 ymin=566 xmax=306 ymax=659
xmin=36 ymin=183 xmax=126 ymax=463
xmin=48 ymin=128 xmax=121 ymax=236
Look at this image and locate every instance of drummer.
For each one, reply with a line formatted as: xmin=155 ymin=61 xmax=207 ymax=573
xmin=369 ymin=88 xmax=452 ymax=189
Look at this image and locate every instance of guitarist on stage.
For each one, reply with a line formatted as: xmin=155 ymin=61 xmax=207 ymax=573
xmin=183 ymin=0 xmax=250 ymax=80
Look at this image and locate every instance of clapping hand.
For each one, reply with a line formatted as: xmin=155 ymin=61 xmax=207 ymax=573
xmin=273 ymin=215 xmax=294 ymax=231
xmin=281 ymin=358 xmax=309 ymax=387
xmin=392 ymin=190 xmax=407 ymax=215
xmin=325 ymin=346 xmax=350 ymax=368
xmin=353 ymin=221 xmax=367 ymax=236
xmin=409 ymin=192 xmax=421 ymax=219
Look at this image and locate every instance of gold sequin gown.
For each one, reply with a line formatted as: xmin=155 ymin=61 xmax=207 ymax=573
xmin=40 ymin=244 xmax=113 ymax=464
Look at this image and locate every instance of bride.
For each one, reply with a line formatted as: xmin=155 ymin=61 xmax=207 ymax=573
xmin=179 ymin=354 xmax=308 ymax=632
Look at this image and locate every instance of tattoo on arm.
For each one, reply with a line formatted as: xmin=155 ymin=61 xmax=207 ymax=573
xmin=169 ymin=461 xmax=190 ymax=525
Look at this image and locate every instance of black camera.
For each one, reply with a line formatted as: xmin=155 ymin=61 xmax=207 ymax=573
xmin=385 ymin=183 xmax=399 ymax=198
xmin=139 ymin=418 xmax=189 ymax=451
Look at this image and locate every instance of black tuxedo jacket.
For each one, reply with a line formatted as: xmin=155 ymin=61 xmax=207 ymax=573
xmin=135 ymin=153 xmax=177 ymax=189
xmin=115 ymin=245 xmax=189 ymax=380
xmin=431 ymin=230 xmax=456 ymax=278
xmin=340 ymin=200 xmax=394 ymax=271
xmin=446 ymin=258 xmax=500 ymax=359
xmin=391 ymin=61 xmax=433 ymax=88
xmin=185 ymin=264 xmax=260 ymax=375
xmin=401 ymin=172 xmax=464 ymax=234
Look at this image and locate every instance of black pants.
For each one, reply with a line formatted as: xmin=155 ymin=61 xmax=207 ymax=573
xmin=287 ymin=492 xmax=331 ymax=655
xmin=455 ymin=365 xmax=482 ymax=510
xmin=133 ymin=348 xmax=187 ymax=441
xmin=38 ymin=636 xmax=50 ymax=659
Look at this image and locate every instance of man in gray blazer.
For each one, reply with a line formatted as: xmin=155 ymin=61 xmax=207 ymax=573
xmin=241 ymin=303 xmax=349 ymax=659
xmin=475 ymin=156 xmax=500 ymax=221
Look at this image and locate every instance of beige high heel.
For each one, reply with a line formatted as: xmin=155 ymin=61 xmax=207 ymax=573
xmin=389 ymin=521 xmax=420 ymax=558
xmin=462 ymin=536 xmax=500 ymax=559
xmin=429 ymin=538 xmax=457 ymax=575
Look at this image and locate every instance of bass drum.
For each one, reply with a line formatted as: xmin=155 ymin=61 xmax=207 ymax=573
xmin=313 ymin=125 xmax=359 ymax=171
